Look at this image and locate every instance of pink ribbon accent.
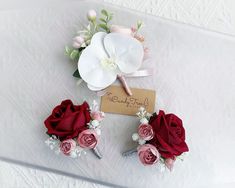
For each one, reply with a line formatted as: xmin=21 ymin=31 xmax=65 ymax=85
xmin=117 ymin=69 xmax=153 ymax=96
xmin=117 ymin=75 xmax=132 ymax=96
xmin=96 ymin=69 xmax=153 ymax=96
xmin=124 ymin=69 xmax=153 ymax=77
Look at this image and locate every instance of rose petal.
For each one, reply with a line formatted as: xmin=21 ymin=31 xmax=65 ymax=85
xmin=149 ymin=110 xmax=189 ymax=158
xmin=104 ymin=33 xmax=144 ymax=74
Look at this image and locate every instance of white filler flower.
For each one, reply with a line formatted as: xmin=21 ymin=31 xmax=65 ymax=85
xmin=78 ymin=32 xmax=144 ymax=91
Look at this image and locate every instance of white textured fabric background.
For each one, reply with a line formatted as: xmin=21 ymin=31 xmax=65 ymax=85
xmin=1 ymin=0 xmax=235 ymax=188
xmin=104 ymin=0 xmax=235 ymax=36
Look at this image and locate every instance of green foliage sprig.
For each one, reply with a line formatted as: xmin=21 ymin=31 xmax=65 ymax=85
xmin=65 ymin=9 xmax=114 ymax=78
xmin=98 ymin=9 xmax=113 ymax=33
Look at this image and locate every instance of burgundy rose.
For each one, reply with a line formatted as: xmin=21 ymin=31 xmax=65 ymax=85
xmin=148 ymin=110 xmax=189 ymax=159
xmin=60 ymin=139 xmax=76 ymax=155
xmin=77 ymin=129 xmax=98 ymax=149
xmin=138 ymin=124 xmax=154 ymax=141
xmin=137 ymin=144 xmax=160 ymax=166
xmin=44 ymin=100 xmax=91 ymax=141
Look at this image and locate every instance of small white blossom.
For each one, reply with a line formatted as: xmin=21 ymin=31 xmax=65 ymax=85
xmin=146 ymin=113 xmax=152 ymax=117
xmin=140 ymin=118 xmax=148 ymax=124
xmin=45 ymin=139 xmax=51 ymax=146
xmin=139 ymin=107 xmax=145 ymax=112
xmin=136 ymin=107 xmax=149 ymax=119
xmin=70 ymin=151 xmax=78 ymax=158
xmin=101 ymin=111 xmax=105 ymax=118
xmin=91 ymin=120 xmax=99 ymax=127
xmin=50 ymin=145 xmax=55 ymax=150
xmin=138 ymin=139 xmax=146 ymax=145
xmin=132 ymin=133 xmax=139 ymax=141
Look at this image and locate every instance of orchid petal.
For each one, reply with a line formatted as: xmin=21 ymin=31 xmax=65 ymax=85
xmin=78 ymin=32 xmax=117 ymax=88
xmin=104 ymin=33 xmax=144 ymax=74
xmin=87 ymin=84 xmax=107 ymax=91
xmin=89 ymin=32 xmax=108 ymax=59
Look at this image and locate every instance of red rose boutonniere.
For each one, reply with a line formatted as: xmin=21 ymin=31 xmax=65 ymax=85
xmin=124 ymin=107 xmax=189 ymax=171
xmin=44 ymin=100 xmax=104 ymax=159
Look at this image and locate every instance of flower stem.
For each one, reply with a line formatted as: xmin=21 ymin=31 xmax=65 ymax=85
xmin=92 ymin=146 xmax=102 ymax=159
xmin=117 ymin=75 xmax=132 ymax=96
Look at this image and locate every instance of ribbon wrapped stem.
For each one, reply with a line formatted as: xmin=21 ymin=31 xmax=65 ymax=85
xmin=92 ymin=146 xmax=102 ymax=159
xmin=117 ymin=75 xmax=132 ymax=96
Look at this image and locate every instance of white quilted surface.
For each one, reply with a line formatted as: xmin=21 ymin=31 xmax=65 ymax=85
xmin=1 ymin=0 xmax=235 ymax=188
xmin=104 ymin=0 xmax=235 ymax=36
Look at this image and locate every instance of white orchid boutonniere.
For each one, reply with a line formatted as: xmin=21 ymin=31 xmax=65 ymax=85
xmin=65 ymin=9 xmax=151 ymax=95
xmin=78 ymin=32 xmax=144 ymax=92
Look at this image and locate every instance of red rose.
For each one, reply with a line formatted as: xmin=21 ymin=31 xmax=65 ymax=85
xmin=44 ymin=100 xmax=91 ymax=141
xmin=148 ymin=110 xmax=189 ymax=159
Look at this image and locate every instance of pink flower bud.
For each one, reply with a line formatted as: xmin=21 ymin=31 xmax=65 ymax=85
xmin=131 ymin=27 xmax=137 ymax=33
xmin=137 ymin=144 xmax=160 ymax=166
xmin=60 ymin=139 xmax=76 ymax=155
xmin=91 ymin=111 xmax=105 ymax=121
xmin=110 ymin=25 xmax=132 ymax=36
xmin=72 ymin=36 xmax=84 ymax=48
xmin=165 ymin=158 xmax=175 ymax=171
xmin=138 ymin=124 xmax=154 ymax=141
xmin=77 ymin=129 xmax=98 ymax=149
xmin=87 ymin=9 xmax=97 ymax=21
xmin=134 ymin=34 xmax=145 ymax=43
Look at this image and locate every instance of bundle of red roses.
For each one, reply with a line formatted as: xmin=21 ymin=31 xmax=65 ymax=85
xmin=131 ymin=107 xmax=189 ymax=171
xmin=44 ymin=100 xmax=104 ymax=158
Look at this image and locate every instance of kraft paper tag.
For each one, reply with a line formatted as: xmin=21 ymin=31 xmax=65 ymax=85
xmin=100 ymin=85 xmax=156 ymax=116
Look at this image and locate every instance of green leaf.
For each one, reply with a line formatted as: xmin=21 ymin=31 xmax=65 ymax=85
xmin=108 ymin=14 xmax=113 ymax=21
xmin=99 ymin=18 xmax=107 ymax=23
xmin=70 ymin=50 xmax=79 ymax=60
xmin=73 ymin=69 xmax=81 ymax=78
xmin=98 ymin=24 xmax=109 ymax=32
xmin=65 ymin=46 xmax=72 ymax=55
xmin=137 ymin=20 xmax=143 ymax=30
xmin=101 ymin=9 xmax=108 ymax=17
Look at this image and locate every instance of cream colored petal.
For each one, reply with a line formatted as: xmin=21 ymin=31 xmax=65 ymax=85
xmin=104 ymin=33 xmax=144 ymax=74
xmin=78 ymin=32 xmax=117 ymax=88
xmin=87 ymin=84 xmax=107 ymax=91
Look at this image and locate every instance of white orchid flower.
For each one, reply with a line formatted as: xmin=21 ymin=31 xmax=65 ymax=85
xmin=78 ymin=32 xmax=144 ymax=92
